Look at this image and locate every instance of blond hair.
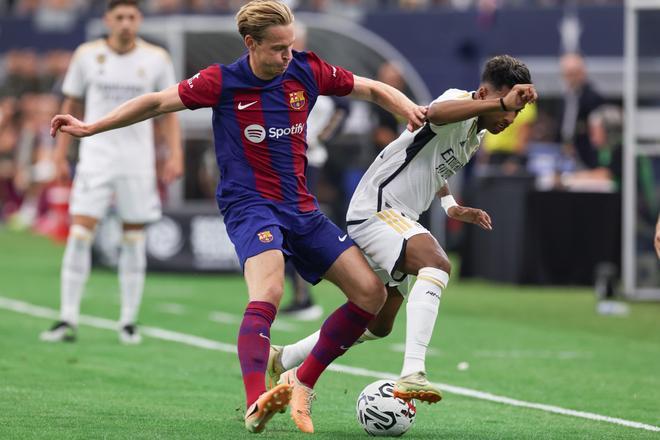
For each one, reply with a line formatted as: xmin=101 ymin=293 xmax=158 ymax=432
xmin=236 ymin=1 xmax=294 ymax=43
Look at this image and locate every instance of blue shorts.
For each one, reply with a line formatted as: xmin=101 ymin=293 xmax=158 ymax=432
xmin=223 ymin=203 xmax=354 ymax=284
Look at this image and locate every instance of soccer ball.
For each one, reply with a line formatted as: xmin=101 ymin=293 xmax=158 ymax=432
xmin=356 ymin=380 xmax=416 ymax=437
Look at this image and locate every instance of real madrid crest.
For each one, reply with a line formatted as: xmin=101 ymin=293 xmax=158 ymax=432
xmin=289 ymin=90 xmax=306 ymax=111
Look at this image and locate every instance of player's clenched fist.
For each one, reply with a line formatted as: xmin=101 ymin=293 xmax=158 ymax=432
xmin=50 ymin=114 xmax=91 ymax=138
xmin=502 ymin=84 xmax=537 ymax=112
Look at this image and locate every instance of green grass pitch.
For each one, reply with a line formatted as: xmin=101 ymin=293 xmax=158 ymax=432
xmin=1 ymin=229 xmax=659 ymax=439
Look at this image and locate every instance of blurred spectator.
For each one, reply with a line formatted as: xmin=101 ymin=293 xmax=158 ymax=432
xmin=481 ymin=102 xmax=537 ymax=175
xmin=42 ymin=50 xmax=73 ymax=96
xmin=0 ymin=50 xmax=42 ymax=98
xmin=371 ymin=61 xmax=407 ymax=152
xmin=147 ymin=0 xmax=185 ymax=14
xmin=8 ymin=93 xmax=59 ymax=230
xmin=557 ymin=53 xmax=604 ymax=170
xmin=559 ymin=104 xmax=621 ymax=191
xmin=34 ymin=0 xmax=87 ymax=31
xmin=12 ymin=0 xmax=40 ymax=16
xmin=0 ymin=97 xmax=20 ymax=218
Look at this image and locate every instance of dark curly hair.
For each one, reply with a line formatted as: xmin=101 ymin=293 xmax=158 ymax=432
xmin=107 ymin=0 xmax=140 ymax=11
xmin=481 ymin=55 xmax=532 ymax=90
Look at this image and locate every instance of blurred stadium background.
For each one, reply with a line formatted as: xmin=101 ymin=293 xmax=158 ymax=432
xmin=1 ymin=1 xmax=659 ymax=438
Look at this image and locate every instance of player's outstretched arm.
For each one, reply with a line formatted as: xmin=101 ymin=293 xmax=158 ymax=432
xmin=349 ymin=75 xmax=427 ymax=132
xmin=437 ymin=185 xmax=492 ymax=231
xmin=50 ymin=84 xmax=186 ymax=139
xmin=428 ymin=84 xmax=537 ymax=125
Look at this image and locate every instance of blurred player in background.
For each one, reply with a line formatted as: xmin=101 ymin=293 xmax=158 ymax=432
xmin=269 ymin=55 xmax=536 ymax=404
xmin=48 ymin=0 xmax=426 ymax=433
xmin=40 ymin=0 xmax=182 ymax=345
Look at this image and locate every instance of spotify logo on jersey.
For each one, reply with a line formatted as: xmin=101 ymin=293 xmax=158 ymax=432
xmin=244 ymin=124 xmax=266 ymax=143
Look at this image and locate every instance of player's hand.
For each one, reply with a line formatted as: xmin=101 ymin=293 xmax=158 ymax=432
xmin=502 ymin=84 xmax=537 ymax=112
xmin=655 ymin=222 xmax=660 ymax=259
xmin=406 ymin=105 xmax=427 ymax=132
xmin=447 ymin=205 xmax=492 ymax=230
xmin=50 ymin=114 xmax=92 ymax=138
xmin=159 ymin=155 xmax=183 ymax=185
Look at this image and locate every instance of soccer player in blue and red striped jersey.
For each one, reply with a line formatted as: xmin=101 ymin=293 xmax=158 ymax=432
xmin=50 ymin=0 xmax=427 ymax=434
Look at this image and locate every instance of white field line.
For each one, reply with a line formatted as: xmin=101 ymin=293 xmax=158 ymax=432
xmin=1 ymin=296 xmax=658 ymax=433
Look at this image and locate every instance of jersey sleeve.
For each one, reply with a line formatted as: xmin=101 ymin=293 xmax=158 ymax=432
xmin=177 ymin=65 xmax=222 ymax=110
xmin=305 ymin=51 xmax=354 ymax=97
xmin=61 ymin=47 xmax=86 ymax=98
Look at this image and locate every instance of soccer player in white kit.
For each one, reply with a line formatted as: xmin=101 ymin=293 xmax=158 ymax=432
xmin=40 ymin=0 xmax=182 ymax=344
xmin=268 ymin=55 xmax=537 ymax=402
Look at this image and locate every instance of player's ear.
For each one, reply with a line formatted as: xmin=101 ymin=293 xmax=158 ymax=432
xmin=476 ymin=86 xmax=488 ymax=100
xmin=245 ymin=35 xmax=257 ymax=51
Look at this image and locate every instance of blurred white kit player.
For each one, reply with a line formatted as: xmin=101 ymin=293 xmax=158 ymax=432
xmin=67 ymin=39 xmax=175 ymax=222
xmin=41 ymin=0 xmax=182 ymax=345
xmin=269 ymin=55 xmax=535 ymax=403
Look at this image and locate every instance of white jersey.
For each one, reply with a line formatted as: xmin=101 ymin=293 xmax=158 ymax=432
xmin=62 ymin=38 xmax=176 ymax=175
xmin=347 ymin=88 xmax=486 ymax=222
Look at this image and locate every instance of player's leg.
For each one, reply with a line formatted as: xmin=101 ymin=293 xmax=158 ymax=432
xmin=117 ymin=222 xmax=147 ymax=344
xmin=41 ymin=172 xmax=110 ymax=342
xmin=393 ymin=232 xmax=450 ymax=403
xmin=270 ymin=286 xmax=403 ymax=387
xmin=241 ymin=249 xmax=291 ymax=432
xmin=279 ymin=242 xmax=386 ymax=433
xmin=224 ymin=206 xmax=299 ymax=432
xmin=114 ymin=175 xmax=160 ymax=345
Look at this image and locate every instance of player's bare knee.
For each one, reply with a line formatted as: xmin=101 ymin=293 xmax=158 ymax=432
xmin=256 ymin=284 xmax=284 ymax=305
xmin=422 ymin=255 xmax=451 ymax=276
xmin=369 ymin=321 xmax=394 ymax=338
xmin=353 ymin=277 xmax=386 ymax=313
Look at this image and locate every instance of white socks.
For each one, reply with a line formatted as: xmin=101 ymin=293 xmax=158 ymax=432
xmin=281 ymin=330 xmax=319 ymax=370
xmin=118 ymin=230 xmax=147 ymax=326
xmin=279 ymin=266 xmax=449 ymax=378
xmin=60 ymin=225 xmax=93 ymax=326
xmin=280 ymin=328 xmax=382 ymax=370
xmin=400 ymin=267 xmax=449 ymax=377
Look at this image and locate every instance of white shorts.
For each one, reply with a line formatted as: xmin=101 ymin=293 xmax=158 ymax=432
xmin=69 ymin=172 xmax=161 ymax=224
xmin=347 ymin=209 xmax=429 ymax=297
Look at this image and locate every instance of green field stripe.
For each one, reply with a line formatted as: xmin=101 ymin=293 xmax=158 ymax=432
xmin=2 ymin=295 xmax=659 ymax=434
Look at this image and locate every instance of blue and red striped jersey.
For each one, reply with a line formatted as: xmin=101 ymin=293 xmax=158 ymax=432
xmin=178 ymin=51 xmax=354 ymax=214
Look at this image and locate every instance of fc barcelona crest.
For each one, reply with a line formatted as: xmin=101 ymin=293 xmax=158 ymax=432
xmin=289 ymin=90 xmax=306 ymax=110
xmin=258 ymin=230 xmax=274 ymax=243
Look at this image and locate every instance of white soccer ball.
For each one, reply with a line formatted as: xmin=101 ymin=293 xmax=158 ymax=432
xmin=356 ymin=380 xmax=416 ymax=437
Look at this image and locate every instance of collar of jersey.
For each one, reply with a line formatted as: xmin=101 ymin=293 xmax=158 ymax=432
xmin=240 ymin=54 xmax=284 ymax=87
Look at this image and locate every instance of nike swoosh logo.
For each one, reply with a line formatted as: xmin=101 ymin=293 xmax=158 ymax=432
xmin=340 ymin=345 xmax=350 ymax=350
xmin=338 ymin=234 xmax=347 ymax=242
xmin=238 ymin=101 xmax=258 ymax=110
xmin=258 ymin=332 xmax=270 ymax=341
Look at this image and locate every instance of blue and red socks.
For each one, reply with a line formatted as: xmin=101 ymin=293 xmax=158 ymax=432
xmin=297 ymin=302 xmax=375 ymax=388
xmin=237 ymin=301 xmax=277 ymax=407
